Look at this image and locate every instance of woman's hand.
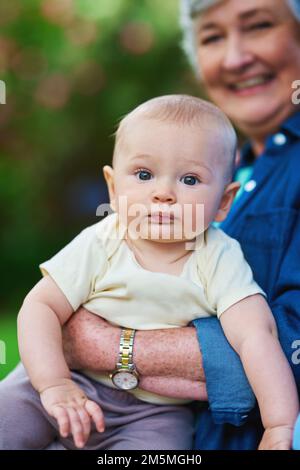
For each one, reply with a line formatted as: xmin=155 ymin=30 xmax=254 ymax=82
xmin=40 ymin=378 xmax=105 ymax=448
xmin=258 ymin=425 xmax=293 ymax=450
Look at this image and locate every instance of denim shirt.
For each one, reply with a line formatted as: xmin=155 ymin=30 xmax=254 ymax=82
xmin=193 ymin=110 xmax=300 ymax=448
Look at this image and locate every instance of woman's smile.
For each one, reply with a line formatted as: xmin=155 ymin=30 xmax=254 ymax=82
xmin=227 ymin=73 xmax=275 ymax=96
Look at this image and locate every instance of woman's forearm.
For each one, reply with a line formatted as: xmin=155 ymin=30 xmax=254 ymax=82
xmin=62 ymin=309 xmax=120 ymax=371
xmin=134 ymin=326 xmax=204 ymax=380
xmin=139 ymin=376 xmax=208 ymax=400
xmin=63 ymin=308 xmax=205 ymax=381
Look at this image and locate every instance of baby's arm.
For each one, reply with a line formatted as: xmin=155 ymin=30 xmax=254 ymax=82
xmin=17 ymin=276 xmax=104 ymax=447
xmin=220 ymin=294 xmax=299 ymax=450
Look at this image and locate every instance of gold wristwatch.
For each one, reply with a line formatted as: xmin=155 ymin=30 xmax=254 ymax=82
xmin=110 ymin=328 xmax=139 ymax=390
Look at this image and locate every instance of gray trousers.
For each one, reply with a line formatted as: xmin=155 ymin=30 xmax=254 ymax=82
xmin=0 ymin=364 xmax=195 ymax=450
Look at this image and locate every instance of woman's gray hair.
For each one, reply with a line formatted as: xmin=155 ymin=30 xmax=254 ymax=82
xmin=180 ymin=0 xmax=300 ymax=74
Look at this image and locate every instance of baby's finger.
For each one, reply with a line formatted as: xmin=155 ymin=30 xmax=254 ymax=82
xmin=77 ymin=407 xmax=91 ymax=443
xmin=67 ymin=407 xmax=85 ymax=448
xmin=52 ymin=406 xmax=70 ymax=439
xmin=85 ymin=400 xmax=105 ymax=433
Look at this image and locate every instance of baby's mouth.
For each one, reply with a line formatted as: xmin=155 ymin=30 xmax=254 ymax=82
xmin=148 ymin=212 xmax=175 ymax=224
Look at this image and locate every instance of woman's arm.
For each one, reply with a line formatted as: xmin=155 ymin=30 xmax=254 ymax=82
xmin=62 ymin=307 xmax=205 ymax=381
xmin=138 ymin=375 xmax=207 ymax=400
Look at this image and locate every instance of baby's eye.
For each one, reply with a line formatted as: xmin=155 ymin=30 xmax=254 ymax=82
xmin=135 ymin=169 xmax=152 ymax=181
xmin=180 ymin=175 xmax=200 ymax=186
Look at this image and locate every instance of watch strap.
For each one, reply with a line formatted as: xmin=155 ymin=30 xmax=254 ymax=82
xmin=117 ymin=328 xmax=136 ymax=371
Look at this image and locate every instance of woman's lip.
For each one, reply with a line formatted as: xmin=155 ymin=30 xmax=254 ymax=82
xmin=227 ymin=76 xmax=275 ymax=96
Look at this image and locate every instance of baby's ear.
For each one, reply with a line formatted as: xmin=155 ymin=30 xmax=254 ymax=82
xmin=214 ymin=181 xmax=240 ymax=222
xmin=103 ymin=165 xmax=116 ymax=211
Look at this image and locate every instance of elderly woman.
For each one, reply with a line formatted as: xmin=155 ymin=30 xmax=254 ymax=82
xmin=179 ymin=0 xmax=300 ymax=449
xmin=1 ymin=0 xmax=300 ymax=450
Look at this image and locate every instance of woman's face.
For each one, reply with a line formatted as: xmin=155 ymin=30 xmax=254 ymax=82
xmin=195 ymin=0 xmax=300 ymax=138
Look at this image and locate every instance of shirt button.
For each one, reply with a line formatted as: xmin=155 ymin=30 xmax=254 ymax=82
xmin=244 ymin=180 xmax=257 ymax=192
xmin=273 ymin=133 xmax=287 ymax=146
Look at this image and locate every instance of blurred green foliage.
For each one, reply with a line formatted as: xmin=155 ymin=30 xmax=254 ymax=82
xmin=0 ymin=315 xmax=19 ymax=380
xmin=0 ymin=0 xmax=202 ymax=377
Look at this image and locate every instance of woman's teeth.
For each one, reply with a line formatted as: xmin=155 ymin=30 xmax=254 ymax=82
xmin=233 ymin=75 xmax=272 ymax=90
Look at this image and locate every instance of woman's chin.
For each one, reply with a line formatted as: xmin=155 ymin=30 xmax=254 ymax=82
xmin=224 ymin=100 xmax=287 ymax=132
xmin=211 ymin=83 xmax=287 ymax=129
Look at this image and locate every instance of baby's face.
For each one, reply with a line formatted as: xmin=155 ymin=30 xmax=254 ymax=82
xmin=105 ymin=117 xmax=231 ymax=242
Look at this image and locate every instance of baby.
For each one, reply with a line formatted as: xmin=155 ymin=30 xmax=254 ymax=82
xmin=16 ymin=95 xmax=298 ymax=450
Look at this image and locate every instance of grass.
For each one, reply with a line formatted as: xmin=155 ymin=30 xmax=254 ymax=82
xmin=0 ymin=315 xmax=19 ymax=380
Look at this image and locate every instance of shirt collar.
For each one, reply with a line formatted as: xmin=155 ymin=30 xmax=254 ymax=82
xmin=280 ymin=109 xmax=300 ymax=138
xmin=239 ymin=142 xmax=255 ymax=167
xmin=240 ymin=109 xmax=300 ymax=166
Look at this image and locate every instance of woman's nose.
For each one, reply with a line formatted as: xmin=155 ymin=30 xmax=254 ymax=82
xmin=222 ymin=35 xmax=254 ymax=72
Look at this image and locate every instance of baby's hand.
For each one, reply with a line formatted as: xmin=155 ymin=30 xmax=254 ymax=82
xmin=40 ymin=379 xmax=105 ymax=448
xmin=258 ymin=425 xmax=294 ymax=450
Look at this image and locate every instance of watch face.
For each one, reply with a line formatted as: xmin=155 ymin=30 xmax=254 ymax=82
xmin=112 ymin=371 xmax=139 ymax=390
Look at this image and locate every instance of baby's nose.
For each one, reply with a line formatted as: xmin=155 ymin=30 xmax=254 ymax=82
xmin=152 ymin=187 xmax=176 ymax=203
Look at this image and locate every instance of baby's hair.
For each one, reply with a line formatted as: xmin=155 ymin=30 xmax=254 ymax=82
xmin=113 ymin=94 xmax=237 ymax=182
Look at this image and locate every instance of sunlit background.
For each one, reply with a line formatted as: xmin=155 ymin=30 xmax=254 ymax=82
xmin=0 ymin=0 xmax=202 ymax=379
